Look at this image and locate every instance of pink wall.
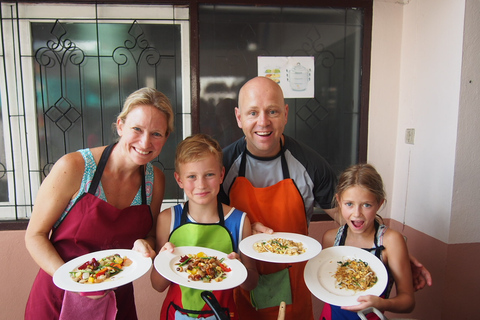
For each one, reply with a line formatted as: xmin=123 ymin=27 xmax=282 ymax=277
xmin=0 ymin=229 xmax=166 ymax=320
xmin=1 ymin=230 xmax=38 ymax=315
xmin=2 ymin=220 xmax=478 ymax=319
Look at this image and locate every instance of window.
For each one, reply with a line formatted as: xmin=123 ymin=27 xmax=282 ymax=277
xmin=0 ymin=2 xmax=190 ymax=220
xmin=0 ymin=1 xmax=371 ymax=222
xmin=198 ymin=5 xmax=369 ymax=173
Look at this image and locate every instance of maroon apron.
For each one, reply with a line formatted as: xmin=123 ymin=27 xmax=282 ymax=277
xmin=229 ymin=144 xmax=313 ymax=320
xmin=25 ymin=144 xmax=153 ymax=320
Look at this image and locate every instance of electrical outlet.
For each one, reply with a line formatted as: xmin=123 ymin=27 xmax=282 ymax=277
xmin=405 ymin=128 xmax=415 ymax=144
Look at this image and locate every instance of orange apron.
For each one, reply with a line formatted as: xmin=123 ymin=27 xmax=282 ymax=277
xmin=229 ymin=144 xmax=312 ymax=320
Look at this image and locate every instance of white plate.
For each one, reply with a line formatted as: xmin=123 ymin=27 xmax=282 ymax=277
xmin=154 ymin=246 xmax=247 ymax=290
xmin=304 ymin=246 xmax=388 ymax=307
xmin=53 ymin=249 xmax=152 ymax=292
xmin=239 ymin=232 xmax=322 ymax=263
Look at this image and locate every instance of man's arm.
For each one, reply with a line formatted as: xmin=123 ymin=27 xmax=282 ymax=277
xmin=410 ymin=254 xmax=433 ymax=291
xmin=323 ymin=208 xmax=339 ymax=223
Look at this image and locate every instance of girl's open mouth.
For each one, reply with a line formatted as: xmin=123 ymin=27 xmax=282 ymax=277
xmin=351 ymin=220 xmax=364 ymax=228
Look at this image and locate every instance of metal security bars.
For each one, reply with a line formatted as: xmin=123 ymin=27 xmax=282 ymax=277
xmin=0 ymin=2 xmax=191 ymax=220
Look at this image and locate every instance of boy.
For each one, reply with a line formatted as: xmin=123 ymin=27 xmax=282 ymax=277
xmin=151 ymin=134 xmax=258 ymax=320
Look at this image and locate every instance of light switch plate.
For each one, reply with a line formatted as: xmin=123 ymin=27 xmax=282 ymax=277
xmin=405 ymin=128 xmax=415 ymax=144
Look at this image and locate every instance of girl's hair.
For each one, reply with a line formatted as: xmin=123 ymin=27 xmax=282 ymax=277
xmin=335 ymin=163 xmax=386 ymax=221
xmin=116 ymin=87 xmax=174 ymax=136
xmin=175 ymin=133 xmax=223 ymax=173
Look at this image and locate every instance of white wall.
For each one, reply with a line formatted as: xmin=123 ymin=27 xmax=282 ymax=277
xmin=368 ymin=0 xmax=403 ymax=220
xmin=368 ymin=0 xmax=403 ymax=223
xmin=451 ymin=0 xmax=480 ymax=244
xmin=369 ymin=0 xmax=470 ymax=244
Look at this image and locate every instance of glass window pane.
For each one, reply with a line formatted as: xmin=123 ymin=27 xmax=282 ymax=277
xmin=1 ymin=3 xmax=189 ymax=220
xmin=0 ymin=93 xmax=7 ymax=202
xmin=199 ymin=5 xmax=365 ymax=173
xmin=32 ymin=21 xmax=183 ymax=198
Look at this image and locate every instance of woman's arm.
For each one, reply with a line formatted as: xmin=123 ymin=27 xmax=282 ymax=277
xmin=24 ymin=152 xmax=84 ymax=276
xmin=150 ymin=207 xmax=174 ymax=292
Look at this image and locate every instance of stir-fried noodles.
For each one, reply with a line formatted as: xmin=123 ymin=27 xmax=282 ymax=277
xmin=253 ymin=238 xmax=306 ymax=256
xmin=333 ymin=259 xmax=378 ymax=291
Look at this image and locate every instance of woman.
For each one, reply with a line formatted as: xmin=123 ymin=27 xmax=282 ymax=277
xmin=24 ymin=87 xmax=174 ymax=320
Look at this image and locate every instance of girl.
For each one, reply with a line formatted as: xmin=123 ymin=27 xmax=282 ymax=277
xmin=320 ymin=163 xmax=415 ymax=319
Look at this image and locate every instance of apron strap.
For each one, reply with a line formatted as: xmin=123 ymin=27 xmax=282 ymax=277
xmin=238 ymin=138 xmax=290 ymax=179
xmin=280 ymin=139 xmax=290 ymax=179
xmin=140 ymin=165 xmax=147 ymax=205
xmin=88 ymin=143 xmax=147 ymax=205
xmin=339 ymin=221 xmax=385 ymax=259
xmin=238 ymin=148 xmax=248 ymax=177
xmin=338 ymin=224 xmax=348 ymax=246
xmin=368 ymin=221 xmax=385 ymax=258
xmin=180 ymin=201 xmax=225 ymax=226
xmin=88 ymin=144 xmax=115 ymax=195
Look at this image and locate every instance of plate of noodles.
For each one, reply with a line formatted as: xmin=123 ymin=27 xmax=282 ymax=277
xmin=304 ymin=246 xmax=388 ymax=306
xmin=239 ymin=232 xmax=322 ymax=263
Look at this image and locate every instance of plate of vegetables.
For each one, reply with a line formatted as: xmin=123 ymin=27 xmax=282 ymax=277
xmin=53 ymin=249 xmax=152 ymax=292
xmin=154 ymin=246 xmax=247 ymax=290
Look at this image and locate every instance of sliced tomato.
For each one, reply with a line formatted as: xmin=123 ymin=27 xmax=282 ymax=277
xmin=219 ymin=263 xmax=231 ymax=272
xmin=95 ymin=267 xmax=109 ymax=278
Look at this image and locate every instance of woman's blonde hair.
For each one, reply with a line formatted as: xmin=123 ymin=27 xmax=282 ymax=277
xmin=175 ymin=134 xmax=223 ymax=173
xmin=117 ymin=87 xmax=174 ymax=136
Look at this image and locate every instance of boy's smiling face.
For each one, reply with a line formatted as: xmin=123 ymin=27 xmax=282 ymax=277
xmin=174 ymin=153 xmax=225 ymax=206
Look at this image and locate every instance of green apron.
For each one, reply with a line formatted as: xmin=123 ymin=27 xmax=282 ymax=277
xmin=160 ymin=202 xmax=237 ymax=320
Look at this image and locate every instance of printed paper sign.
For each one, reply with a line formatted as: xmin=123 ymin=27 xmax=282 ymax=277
xmin=258 ymin=56 xmax=314 ymax=98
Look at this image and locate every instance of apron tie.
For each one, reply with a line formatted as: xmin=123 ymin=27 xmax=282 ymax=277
xmin=238 ymin=138 xmax=290 ymax=180
xmin=181 ymin=201 xmax=225 ymax=226
xmin=88 ymin=143 xmax=147 ymax=205
xmin=338 ymin=221 xmax=385 ymax=259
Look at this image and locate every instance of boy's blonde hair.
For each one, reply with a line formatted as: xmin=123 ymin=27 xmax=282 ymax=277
xmin=175 ymin=134 xmax=223 ymax=172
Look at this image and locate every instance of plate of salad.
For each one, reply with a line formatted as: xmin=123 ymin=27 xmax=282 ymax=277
xmin=154 ymin=246 xmax=247 ymax=290
xmin=53 ymin=249 xmax=152 ymax=292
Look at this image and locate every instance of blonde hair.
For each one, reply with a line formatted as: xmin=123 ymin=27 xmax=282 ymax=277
xmin=175 ymin=134 xmax=223 ymax=172
xmin=117 ymin=87 xmax=174 ymax=136
xmin=335 ymin=163 xmax=386 ymax=222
